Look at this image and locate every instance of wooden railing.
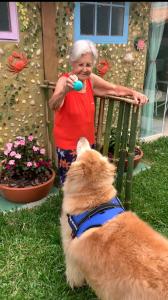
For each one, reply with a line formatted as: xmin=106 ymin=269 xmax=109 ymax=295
xmin=40 ymin=80 xmax=140 ymax=209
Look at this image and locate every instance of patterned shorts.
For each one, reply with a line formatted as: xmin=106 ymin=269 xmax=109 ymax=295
xmin=56 ymin=144 xmax=95 ymax=185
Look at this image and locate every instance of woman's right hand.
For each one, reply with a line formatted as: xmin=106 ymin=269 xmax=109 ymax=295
xmin=66 ymin=74 xmax=78 ymax=90
xmin=49 ymin=75 xmax=77 ymax=110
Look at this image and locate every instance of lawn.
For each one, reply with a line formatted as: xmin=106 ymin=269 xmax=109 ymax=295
xmin=0 ymin=137 xmax=168 ymax=299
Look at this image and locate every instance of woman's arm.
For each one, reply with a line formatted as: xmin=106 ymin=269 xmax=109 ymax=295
xmin=49 ymin=74 xmax=80 ymax=111
xmin=49 ymin=76 xmax=68 ymax=111
xmin=91 ymin=73 xmax=148 ymax=105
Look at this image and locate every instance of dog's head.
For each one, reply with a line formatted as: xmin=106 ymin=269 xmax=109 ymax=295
xmin=63 ymin=137 xmax=116 ymax=195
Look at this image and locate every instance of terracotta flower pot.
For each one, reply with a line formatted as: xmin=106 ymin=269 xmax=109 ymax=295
xmin=124 ymin=147 xmax=144 ymax=170
xmin=0 ymin=169 xmax=56 ymax=204
xmin=108 ymin=147 xmax=144 ymax=171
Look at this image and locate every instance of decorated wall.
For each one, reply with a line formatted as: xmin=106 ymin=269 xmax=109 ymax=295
xmin=0 ymin=2 xmax=46 ymax=152
xmin=0 ymin=2 xmax=151 ymax=153
xmin=55 ymin=2 xmax=150 ymax=90
xmin=55 ymin=2 xmax=151 ymax=138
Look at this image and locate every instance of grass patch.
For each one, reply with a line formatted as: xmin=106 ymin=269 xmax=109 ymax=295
xmin=0 ymin=137 xmax=168 ymax=299
xmin=131 ymin=137 xmax=168 ymax=237
xmin=0 ymin=194 xmax=96 ymax=299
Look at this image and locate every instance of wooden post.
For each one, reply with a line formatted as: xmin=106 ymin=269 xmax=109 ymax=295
xmin=41 ymin=3 xmax=58 ymax=165
xmin=41 ymin=2 xmax=58 ymax=81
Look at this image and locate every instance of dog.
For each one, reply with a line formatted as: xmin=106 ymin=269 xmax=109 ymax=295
xmin=60 ymin=137 xmax=168 ymax=300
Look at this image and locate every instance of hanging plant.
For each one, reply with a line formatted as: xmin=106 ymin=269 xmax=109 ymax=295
xmin=134 ymin=37 xmax=146 ymax=51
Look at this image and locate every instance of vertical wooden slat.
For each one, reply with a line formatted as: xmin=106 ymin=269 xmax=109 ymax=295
xmin=113 ymin=102 xmax=125 ymax=159
xmin=42 ymin=85 xmax=56 ymax=164
xmin=43 ymin=87 xmax=51 ymax=158
xmin=94 ymin=96 xmax=98 ymax=125
xmin=116 ymin=103 xmax=131 ymax=195
xmin=96 ymin=99 xmax=105 ymax=151
xmin=103 ymin=98 xmax=114 ymax=156
xmin=125 ymin=106 xmax=139 ymax=208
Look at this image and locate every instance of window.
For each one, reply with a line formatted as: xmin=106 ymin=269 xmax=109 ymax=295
xmin=0 ymin=2 xmax=19 ymax=42
xmin=74 ymin=2 xmax=130 ymax=44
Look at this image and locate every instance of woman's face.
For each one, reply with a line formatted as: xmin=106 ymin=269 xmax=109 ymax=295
xmin=71 ymin=53 xmax=94 ymax=81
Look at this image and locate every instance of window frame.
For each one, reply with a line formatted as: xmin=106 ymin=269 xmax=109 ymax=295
xmin=0 ymin=2 xmax=19 ymax=42
xmin=74 ymin=2 xmax=130 ymax=44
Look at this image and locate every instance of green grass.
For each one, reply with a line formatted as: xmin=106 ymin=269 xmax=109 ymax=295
xmin=131 ymin=136 xmax=168 ymax=237
xmin=0 ymin=137 xmax=168 ymax=299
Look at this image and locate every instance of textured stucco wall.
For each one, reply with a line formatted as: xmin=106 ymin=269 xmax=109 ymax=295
xmin=54 ymin=2 xmax=151 ymax=140
xmin=0 ymin=2 xmax=46 ymax=151
xmin=0 ymin=2 xmax=151 ymax=152
xmin=55 ymin=2 xmax=151 ymax=91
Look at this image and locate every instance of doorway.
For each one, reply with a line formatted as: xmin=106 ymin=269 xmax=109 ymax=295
xmin=154 ymin=22 xmax=168 ymax=136
xmin=140 ymin=2 xmax=168 ymax=140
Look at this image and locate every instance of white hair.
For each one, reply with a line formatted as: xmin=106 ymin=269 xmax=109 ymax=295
xmin=69 ymin=40 xmax=98 ymax=65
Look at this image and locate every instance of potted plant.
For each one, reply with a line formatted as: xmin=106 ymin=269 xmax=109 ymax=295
xmin=107 ymin=127 xmax=143 ymax=171
xmin=0 ymin=135 xmax=56 ymax=203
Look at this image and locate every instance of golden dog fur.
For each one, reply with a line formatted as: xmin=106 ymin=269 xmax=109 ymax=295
xmin=60 ymin=137 xmax=168 ymax=300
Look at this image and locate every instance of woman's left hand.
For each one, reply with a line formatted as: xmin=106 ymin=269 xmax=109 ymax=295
xmin=132 ymin=91 xmax=149 ymax=106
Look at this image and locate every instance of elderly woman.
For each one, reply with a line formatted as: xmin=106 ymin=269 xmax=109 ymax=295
xmin=49 ymin=39 xmax=148 ymax=185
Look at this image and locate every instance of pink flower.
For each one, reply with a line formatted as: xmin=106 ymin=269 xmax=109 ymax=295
xmin=4 ymin=150 xmax=10 ymax=156
xmin=6 ymin=142 xmax=13 ymax=150
xmin=137 ymin=39 xmax=145 ymax=50
xmin=28 ymin=135 xmax=34 ymax=142
xmin=27 ymin=162 xmax=33 ymax=167
xmin=8 ymin=160 xmax=15 ymax=165
xmin=33 ymin=146 xmax=39 ymax=152
xmin=33 ymin=162 xmax=38 ymax=167
xmin=15 ymin=153 xmax=21 ymax=159
xmin=10 ymin=151 xmax=16 ymax=157
xmin=40 ymin=148 xmax=45 ymax=155
xmin=14 ymin=141 xmax=20 ymax=148
xmin=19 ymin=140 xmax=25 ymax=146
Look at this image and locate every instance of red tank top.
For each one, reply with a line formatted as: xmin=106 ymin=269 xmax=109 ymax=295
xmin=53 ymin=74 xmax=95 ymax=149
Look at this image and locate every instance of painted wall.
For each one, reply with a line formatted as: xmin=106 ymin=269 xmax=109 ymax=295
xmin=0 ymin=2 xmax=151 ymax=152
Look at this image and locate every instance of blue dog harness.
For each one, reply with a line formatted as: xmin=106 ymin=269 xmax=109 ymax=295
xmin=68 ymin=197 xmax=125 ymax=238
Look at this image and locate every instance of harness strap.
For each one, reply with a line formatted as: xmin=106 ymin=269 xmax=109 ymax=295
xmin=76 ymin=202 xmax=122 ymax=229
xmin=68 ymin=197 xmax=125 ymax=238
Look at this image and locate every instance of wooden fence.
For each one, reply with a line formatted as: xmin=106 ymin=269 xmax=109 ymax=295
xmin=40 ymin=80 xmax=140 ymax=209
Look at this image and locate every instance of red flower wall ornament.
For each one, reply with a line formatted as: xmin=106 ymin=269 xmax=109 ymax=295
xmin=96 ymin=59 xmax=109 ymax=77
xmin=7 ymin=51 xmax=29 ymax=74
xmin=134 ymin=37 xmax=145 ymax=51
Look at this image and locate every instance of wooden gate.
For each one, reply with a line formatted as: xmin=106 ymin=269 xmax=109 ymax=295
xmin=40 ymin=80 xmax=140 ymax=209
